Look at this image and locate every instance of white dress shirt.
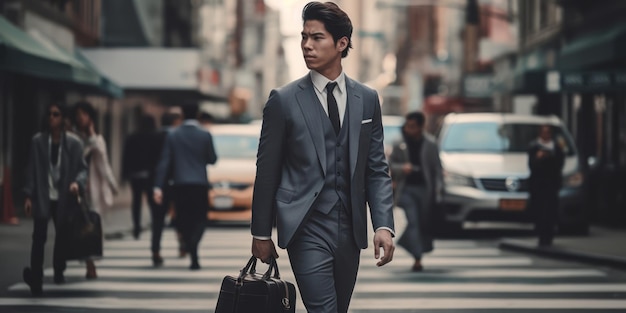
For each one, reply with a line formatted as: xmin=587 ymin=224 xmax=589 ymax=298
xmin=310 ymin=70 xmax=347 ymax=126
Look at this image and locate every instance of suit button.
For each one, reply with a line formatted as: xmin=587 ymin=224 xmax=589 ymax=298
xmin=336 ymin=143 xmax=340 ymax=147
xmin=337 ymin=172 xmax=341 ymax=176
xmin=337 ymin=157 xmax=341 ymax=161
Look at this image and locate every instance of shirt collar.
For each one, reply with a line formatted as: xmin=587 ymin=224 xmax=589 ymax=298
xmin=310 ymin=70 xmax=345 ymax=95
xmin=183 ymin=119 xmax=201 ymax=127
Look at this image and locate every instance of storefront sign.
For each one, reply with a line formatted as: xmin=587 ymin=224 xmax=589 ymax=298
xmin=463 ymin=74 xmax=495 ymax=98
xmin=560 ymin=71 xmax=626 ymax=92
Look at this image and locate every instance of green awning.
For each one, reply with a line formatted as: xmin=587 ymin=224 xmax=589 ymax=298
xmin=75 ymin=49 xmax=124 ymax=98
xmin=0 ymin=16 xmax=123 ymax=98
xmin=559 ymin=23 xmax=626 ymax=70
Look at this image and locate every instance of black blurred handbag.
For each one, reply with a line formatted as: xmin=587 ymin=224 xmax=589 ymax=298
xmin=64 ymin=194 xmax=103 ymax=260
xmin=215 ymin=256 xmax=296 ymax=313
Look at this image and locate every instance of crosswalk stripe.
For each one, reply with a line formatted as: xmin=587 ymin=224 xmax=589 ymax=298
xmin=10 ymin=281 xmax=626 ymax=293
xmin=104 ymin=237 xmax=480 ymax=249
xmin=1 ymin=297 xmax=626 ymax=310
xmin=43 ymin=268 xmax=606 ymax=280
xmin=100 ymin=247 xmax=503 ymax=258
xmin=61 ymin=257 xmax=533 ymax=268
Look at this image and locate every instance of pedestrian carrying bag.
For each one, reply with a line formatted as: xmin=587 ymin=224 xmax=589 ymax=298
xmin=215 ymin=256 xmax=296 ymax=313
xmin=64 ymin=195 xmax=103 ymax=260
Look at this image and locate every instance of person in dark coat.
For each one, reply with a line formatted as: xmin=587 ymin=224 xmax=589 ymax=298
xmin=389 ymin=112 xmax=443 ymax=271
xmin=528 ymin=124 xmax=565 ymax=246
xmin=22 ymin=102 xmax=87 ymax=296
xmin=153 ymin=105 xmax=217 ymax=270
xmin=122 ymin=115 xmax=158 ymax=240
xmin=122 ymin=114 xmax=167 ymax=266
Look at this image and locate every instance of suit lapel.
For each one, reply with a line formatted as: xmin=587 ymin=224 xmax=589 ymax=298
xmin=346 ymin=77 xmax=363 ymax=179
xmin=296 ymin=75 xmax=326 ymax=176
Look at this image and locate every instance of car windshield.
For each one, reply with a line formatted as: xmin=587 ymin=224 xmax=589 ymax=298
xmin=440 ymin=122 xmax=576 ymax=156
xmin=383 ymin=124 xmax=402 ymax=146
xmin=213 ymin=134 xmax=259 ymax=159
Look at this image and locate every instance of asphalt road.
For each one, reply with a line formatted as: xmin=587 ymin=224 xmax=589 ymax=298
xmin=1 ymin=213 xmax=626 ymax=312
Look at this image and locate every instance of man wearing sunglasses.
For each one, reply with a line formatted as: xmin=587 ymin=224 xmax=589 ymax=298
xmin=22 ymin=103 xmax=87 ymax=296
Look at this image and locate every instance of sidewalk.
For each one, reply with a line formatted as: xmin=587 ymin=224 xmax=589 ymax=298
xmin=499 ymin=226 xmax=626 ymax=270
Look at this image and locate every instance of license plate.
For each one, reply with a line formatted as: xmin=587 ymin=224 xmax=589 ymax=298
xmin=499 ymin=199 xmax=526 ymax=211
xmin=213 ymin=196 xmax=234 ymax=210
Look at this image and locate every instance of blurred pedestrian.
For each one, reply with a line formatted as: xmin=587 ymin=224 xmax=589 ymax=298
xmin=528 ymin=124 xmax=564 ymax=246
xmin=251 ymin=3 xmax=395 ymax=312
xmin=389 ymin=111 xmax=443 ymax=272
xmin=198 ymin=111 xmax=214 ymax=131
xmin=74 ymin=101 xmax=119 ymax=279
xmin=153 ymin=104 xmax=217 ymax=270
xmin=22 ymin=102 xmax=87 ymax=296
xmin=159 ymin=107 xmax=187 ymax=258
xmin=122 ymin=115 xmax=160 ymax=240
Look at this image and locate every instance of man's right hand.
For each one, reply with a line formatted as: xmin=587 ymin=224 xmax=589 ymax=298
xmin=252 ymin=238 xmax=279 ymax=264
xmin=153 ymin=189 xmax=163 ymax=205
xmin=24 ymin=198 xmax=32 ymax=217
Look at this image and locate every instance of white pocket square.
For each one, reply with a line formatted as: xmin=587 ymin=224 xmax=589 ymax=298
xmin=361 ymin=119 xmax=373 ymax=124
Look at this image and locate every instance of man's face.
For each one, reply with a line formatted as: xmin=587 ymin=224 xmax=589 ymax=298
xmin=301 ymin=20 xmax=346 ymax=74
xmin=403 ymin=119 xmax=423 ymax=139
xmin=539 ymin=125 xmax=552 ymax=141
xmin=48 ymin=106 xmax=63 ymax=130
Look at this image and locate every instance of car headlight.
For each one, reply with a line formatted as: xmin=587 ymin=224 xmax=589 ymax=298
xmin=564 ymin=171 xmax=584 ymax=188
xmin=444 ymin=171 xmax=475 ymax=187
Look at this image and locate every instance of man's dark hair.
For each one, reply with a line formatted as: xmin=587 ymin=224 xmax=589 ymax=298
xmin=302 ymin=1 xmax=353 ymax=58
xmin=405 ymin=111 xmax=426 ymax=127
xmin=138 ymin=114 xmax=156 ymax=133
xmin=199 ymin=112 xmax=214 ymax=123
xmin=181 ymin=104 xmax=199 ymax=120
xmin=42 ymin=102 xmax=68 ymax=132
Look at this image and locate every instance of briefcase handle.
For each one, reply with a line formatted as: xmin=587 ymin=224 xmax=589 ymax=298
xmin=238 ymin=256 xmax=280 ymax=283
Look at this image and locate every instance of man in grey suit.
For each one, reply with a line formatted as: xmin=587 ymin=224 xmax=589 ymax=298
xmin=389 ymin=112 xmax=443 ymax=272
xmin=154 ymin=105 xmax=217 ymax=270
xmin=251 ymin=2 xmax=395 ymax=312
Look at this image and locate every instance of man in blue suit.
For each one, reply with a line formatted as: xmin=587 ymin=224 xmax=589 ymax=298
xmin=251 ymin=2 xmax=395 ymax=312
xmin=154 ymin=105 xmax=217 ymax=270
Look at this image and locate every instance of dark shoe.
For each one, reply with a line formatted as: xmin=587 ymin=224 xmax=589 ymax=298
xmin=86 ymin=261 xmax=97 ymax=279
xmin=23 ymin=267 xmax=43 ymax=296
xmin=411 ymin=264 xmax=424 ymax=272
xmin=152 ymin=255 xmax=164 ymax=267
xmin=53 ymin=272 xmax=65 ymax=284
xmin=133 ymin=228 xmax=141 ymax=240
xmin=190 ymin=261 xmax=201 ymax=270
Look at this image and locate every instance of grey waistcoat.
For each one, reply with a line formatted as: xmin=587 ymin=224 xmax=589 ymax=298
xmin=311 ymin=102 xmax=351 ymax=214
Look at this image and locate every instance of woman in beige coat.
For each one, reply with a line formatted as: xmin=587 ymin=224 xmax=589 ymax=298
xmin=74 ymin=101 xmax=118 ymax=278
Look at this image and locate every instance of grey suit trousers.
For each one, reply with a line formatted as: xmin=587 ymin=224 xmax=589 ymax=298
xmin=287 ymin=202 xmax=360 ymax=313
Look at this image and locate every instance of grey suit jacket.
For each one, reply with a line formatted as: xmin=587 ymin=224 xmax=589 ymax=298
xmin=389 ymin=133 xmax=443 ymax=206
xmin=23 ymin=132 xmax=87 ymax=221
xmin=251 ymin=74 xmax=395 ymax=249
xmin=154 ymin=120 xmax=217 ymax=188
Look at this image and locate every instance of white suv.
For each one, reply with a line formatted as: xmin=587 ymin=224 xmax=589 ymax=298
xmin=437 ymin=113 xmax=588 ymax=234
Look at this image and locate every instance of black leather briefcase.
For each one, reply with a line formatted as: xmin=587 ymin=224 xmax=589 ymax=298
xmin=64 ymin=195 xmax=103 ymax=261
xmin=215 ymin=256 xmax=296 ymax=313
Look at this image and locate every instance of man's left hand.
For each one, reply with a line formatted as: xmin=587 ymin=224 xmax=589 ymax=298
xmin=373 ymin=229 xmax=394 ymax=267
xmin=69 ymin=182 xmax=79 ymax=195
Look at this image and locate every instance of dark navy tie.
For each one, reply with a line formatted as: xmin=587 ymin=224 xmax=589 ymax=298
xmin=326 ymin=82 xmax=340 ymax=135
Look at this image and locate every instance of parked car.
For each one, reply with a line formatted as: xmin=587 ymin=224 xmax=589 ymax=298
xmin=437 ymin=113 xmax=588 ymax=234
xmin=382 ymin=115 xmax=405 ymax=157
xmin=206 ymin=124 xmax=260 ymax=224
